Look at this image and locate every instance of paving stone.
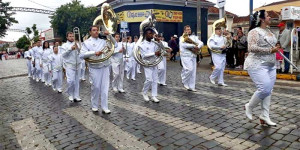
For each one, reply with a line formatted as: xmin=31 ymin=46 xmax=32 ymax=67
xmin=0 ymin=59 xmax=299 ymax=149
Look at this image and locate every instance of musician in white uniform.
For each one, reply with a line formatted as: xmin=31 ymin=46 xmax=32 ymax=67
xmin=28 ymin=44 xmax=36 ymax=79
xmin=80 ymin=59 xmax=86 ymax=81
xmin=49 ymin=46 xmax=63 ymax=93
xmin=244 ymin=10 xmax=278 ymax=126
xmin=80 ymin=25 xmax=112 ymax=113
xmin=157 ymin=35 xmax=172 ymax=86
xmin=134 ymin=36 xmax=142 ymax=74
xmin=61 ymin=32 xmax=82 ymax=102
xmin=125 ymin=36 xmax=136 ymax=80
xmin=32 ymin=40 xmax=43 ymax=82
xmin=111 ymin=33 xmax=125 ymax=93
xmin=24 ymin=46 xmax=32 ymax=78
xmin=139 ymin=28 xmax=161 ymax=102
xmin=208 ymin=26 xmax=228 ymax=86
xmin=179 ymin=25 xmax=203 ymax=91
xmin=41 ymin=41 xmax=53 ymax=86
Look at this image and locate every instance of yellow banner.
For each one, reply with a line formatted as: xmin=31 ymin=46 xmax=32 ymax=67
xmin=117 ymin=9 xmax=182 ymax=23
xmin=153 ymin=9 xmax=183 ymax=22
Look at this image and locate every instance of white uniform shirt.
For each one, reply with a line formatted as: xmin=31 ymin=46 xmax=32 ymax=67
xmin=111 ymin=42 xmax=124 ymax=64
xmin=28 ymin=48 xmax=34 ymax=61
xmin=138 ymin=40 xmax=158 ymax=65
xmin=179 ymin=35 xmax=203 ymax=57
xmin=125 ymin=42 xmax=135 ymax=61
xmin=41 ymin=48 xmax=53 ymax=63
xmin=208 ymin=34 xmax=226 ymax=54
xmin=24 ymin=51 xmax=31 ymax=59
xmin=80 ymin=37 xmax=111 ymax=69
xmin=49 ymin=53 xmax=63 ymax=72
xmin=33 ymin=46 xmax=43 ymax=64
xmin=61 ymin=41 xmax=81 ymax=69
xmin=161 ymin=41 xmax=169 ymax=57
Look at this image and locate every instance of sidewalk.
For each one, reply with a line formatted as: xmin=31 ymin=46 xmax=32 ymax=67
xmin=0 ymin=59 xmax=27 ymax=79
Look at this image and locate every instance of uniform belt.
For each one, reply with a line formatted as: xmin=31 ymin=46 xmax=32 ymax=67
xmin=210 ymin=49 xmax=222 ymax=54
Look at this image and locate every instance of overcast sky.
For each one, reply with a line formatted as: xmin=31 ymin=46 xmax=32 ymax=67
xmin=1 ymin=0 xmax=284 ymax=41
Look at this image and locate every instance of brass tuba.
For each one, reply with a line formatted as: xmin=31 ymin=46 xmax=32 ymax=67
xmin=207 ymin=17 xmax=227 ymax=53
xmin=84 ymin=3 xmax=118 ymax=63
xmin=133 ymin=13 xmax=167 ymax=67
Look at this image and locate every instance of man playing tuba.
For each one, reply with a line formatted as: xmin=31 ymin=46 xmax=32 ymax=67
xmin=179 ymin=25 xmax=204 ymax=92
xmin=208 ymin=18 xmax=228 ymax=86
xmin=138 ymin=28 xmax=161 ymax=103
xmin=80 ymin=25 xmax=112 ymax=114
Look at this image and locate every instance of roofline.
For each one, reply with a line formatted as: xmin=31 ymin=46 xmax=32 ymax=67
xmin=98 ymin=0 xmax=215 ymax=9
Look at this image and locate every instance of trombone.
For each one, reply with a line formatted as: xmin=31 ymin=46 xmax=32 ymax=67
xmin=73 ymin=27 xmax=82 ymax=53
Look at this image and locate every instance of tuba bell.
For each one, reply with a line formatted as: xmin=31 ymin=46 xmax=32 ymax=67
xmin=207 ymin=17 xmax=228 ymax=53
xmin=133 ymin=13 xmax=167 ymax=67
xmin=84 ymin=3 xmax=118 ymax=63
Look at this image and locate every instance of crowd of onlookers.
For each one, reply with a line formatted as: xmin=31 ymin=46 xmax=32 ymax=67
xmin=0 ymin=51 xmax=25 ymax=60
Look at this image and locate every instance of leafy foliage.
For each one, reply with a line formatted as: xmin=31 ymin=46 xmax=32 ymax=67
xmin=50 ymin=1 xmax=98 ymax=41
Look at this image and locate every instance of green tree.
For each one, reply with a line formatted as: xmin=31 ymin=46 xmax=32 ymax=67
xmin=50 ymin=0 xmax=98 ymax=41
xmin=16 ymin=35 xmax=30 ymax=51
xmin=25 ymin=24 xmax=39 ymax=42
xmin=0 ymin=1 xmax=18 ymax=37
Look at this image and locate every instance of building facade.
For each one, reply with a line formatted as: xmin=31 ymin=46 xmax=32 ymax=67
xmin=98 ymin=0 xmax=214 ymax=43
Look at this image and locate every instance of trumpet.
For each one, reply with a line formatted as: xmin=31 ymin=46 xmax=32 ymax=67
xmin=73 ymin=27 xmax=82 ymax=52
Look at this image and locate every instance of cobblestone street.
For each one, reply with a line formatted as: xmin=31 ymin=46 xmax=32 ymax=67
xmin=0 ymin=58 xmax=299 ymax=150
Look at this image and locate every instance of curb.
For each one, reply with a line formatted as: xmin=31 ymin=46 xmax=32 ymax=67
xmin=224 ymin=69 xmax=299 ymax=81
xmin=0 ymin=74 xmax=27 ymax=80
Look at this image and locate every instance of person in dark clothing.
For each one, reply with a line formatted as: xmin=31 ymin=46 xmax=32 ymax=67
xmin=168 ymin=35 xmax=179 ymax=61
xmin=236 ymin=31 xmax=247 ymax=69
xmin=226 ymin=32 xmax=235 ymax=68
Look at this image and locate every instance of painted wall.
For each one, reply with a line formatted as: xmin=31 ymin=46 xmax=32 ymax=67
xmin=113 ymin=4 xmax=208 ymax=44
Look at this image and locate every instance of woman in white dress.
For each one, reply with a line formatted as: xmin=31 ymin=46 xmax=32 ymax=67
xmin=244 ymin=10 xmax=279 ymax=126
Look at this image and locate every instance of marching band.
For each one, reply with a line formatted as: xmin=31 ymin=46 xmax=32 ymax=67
xmin=24 ymin=3 xmax=278 ymax=126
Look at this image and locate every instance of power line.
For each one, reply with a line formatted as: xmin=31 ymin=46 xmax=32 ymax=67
xmin=27 ymin=0 xmax=56 ymax=10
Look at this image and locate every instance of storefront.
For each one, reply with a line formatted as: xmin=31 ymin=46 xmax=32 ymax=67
xmin=99 ymin=0 xmax=214 ymax=43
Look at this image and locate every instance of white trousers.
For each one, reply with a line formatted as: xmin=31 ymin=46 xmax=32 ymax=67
xmin=112 ymin=62 xmax=124 ymax=90
xmin=210 ymin=53 xmax=226 ymax=84
xmin=34 ymin=60 xmax=42 ymax=80
xmin=158 ymin=57 xmax=167 ymax=84
xmin=27 ymin=60 xmax=32 ymax=77
xmin=248 ymin=65 xmax=276 ymax=100
xmin=80 ymin=65 xmax=86 ymax=80
xmin=52 ymin=70 xmax=63 ymax=91
xmin=126 ymin=59 xmax=137 ymax=79
xmin=90 ymin=66 xmax=110 ymax=110
xmin=66 ymin=68 xmax=80 ymax=98
xmin=42 ymin=63 xmax=51 ymax=85
xmin=31 ymin=61 xmax=35 ymax=77
xmin=181 ymin=57 xmax=197 ymax=89
xmin=247 ymin=65 xmax=276 ymax=119
xmin=137 ymin=64 xmax=141 ymax=73
xmin=143 ymin=66 xmax=158 ymax=97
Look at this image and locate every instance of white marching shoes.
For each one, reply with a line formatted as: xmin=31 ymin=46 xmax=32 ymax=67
xmin=209 ymin=77 xmax=216 ymax=85
xmin=143 ymin=93 xmax=150 ymax=102
xmin=245 ymin=92 xmax=261 ymax=120
xmin=152 ymin=97 xmax=159 ymax=103
xmin=260 ymin=96 xmax=277 ymax=126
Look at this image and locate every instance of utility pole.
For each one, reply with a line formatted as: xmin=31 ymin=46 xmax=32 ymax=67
xmin=217 ymin=0 xmax=226 ymax=19
xmin=197 ymin=0 xmax=201 ymax=39
xmin=249 ymin=0 xmax=253 ymax=25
